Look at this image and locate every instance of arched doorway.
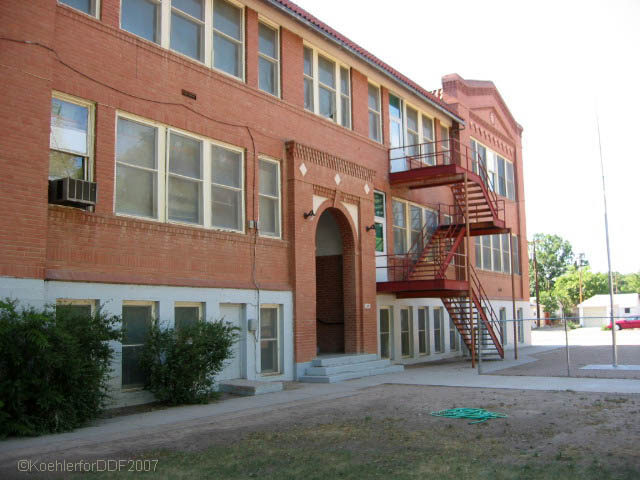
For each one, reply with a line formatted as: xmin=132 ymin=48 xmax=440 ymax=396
xmin=315 ymin=207 xmax=356 ymax=355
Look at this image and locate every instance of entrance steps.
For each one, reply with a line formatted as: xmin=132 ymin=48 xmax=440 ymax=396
xmin=300 ymin=353 xmax=404 ymax=383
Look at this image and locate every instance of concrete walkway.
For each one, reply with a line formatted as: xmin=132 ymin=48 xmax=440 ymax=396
xmin=2 ymin=345 xmax=640 ymax=461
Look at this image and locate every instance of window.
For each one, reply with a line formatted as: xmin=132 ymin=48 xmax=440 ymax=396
xmin=624 ymin=307 xmax=631 ymax=314
xmin=49 ymin=94 xmax=94 ymax=181
xmin=175 ymin=302 xmax=203 ymax=330
xmin=422 ymin=115 xmax=435 ymax=165
xmin=400 ymin=308 xmax=412 ymax=357
xmin=379 ymin=307 xmax=391 ymax=359
xmin=258 ymin=21 xmax=279 ymax=96
xmin=449 ymin=317 xmax=459 ymax=351
xmin=121 ymin=0 xmax=244 ymax=79
xmin=433 ymin=307 xmax=444 ymax=353
xmin=406 ymin=106 xmax=419 ymax=156
xmin=115 ymin=113 xmax=245 ymax=232
xmin=471 ymin=139 xmax=515 ymax=200
xmin=491 ymin=235 xmax=502 ymax=272
xmin=59 ymin=0 xmax=99 ymax=17
xmin=368 ymin=83 xmax=382 ymax=142
xmin=392 ymin=200 xmax=407 ymax=254
xmin=374 ymin=191 xmax=385 ymax=253
xmin=512 ymin=235 xmax=521 ymax=275
xmin=303 ymin=45 xmax=350 ymax=127
xmin=475 ymin=234 xmax=518 ymax=275
xmin=481 ymin=235 xmax=491 ymax=271
xmin=260 ymin=305 xmax=280 ymax=374
xmin=258 ymin=158 xmax=281 ymax=237
xmin=122 ymin=301 xmax=155 ymax=389
xmin=499 ymin=307 xmax=507 ymax=345
xmin=506 ymin=162 xmax=516 ymax=201
xmin=418 ymin=307 xmax=430 ymax=355
xmin=517 ymin=308 xmax=524 ymax=343
xmin=502 ymin=234 xmax=511 ymax=275
xmin=393 ymin=199 xmax=439 ymax=256
xmin=441 ymin=126 xmax=450 ymax=165
xmin=56 ymin=299 xmax=96 ymax=319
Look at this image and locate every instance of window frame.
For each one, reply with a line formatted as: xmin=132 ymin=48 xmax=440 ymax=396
xmin=257 ymin=17 xmax=280 ymax=97
xmin=470 ymin=137 xmax=516 ymax=200
xmin=449 ymin=317 xmax=459 ymax=352
xmin=399 ymin=307 xmax=413 ymax=358
xmin=433 ymin=307 xmax=444 ymax=354
xmin=302 ymin=42 xmax=351 ymax=128
xmin=260 ymin=304 xmax=281 ymax=375
xmin=174 ymin=301 xmax=204 ymax=330
xmin=367 ymin=81 xmax=382 ymax=143
xmin=258 ymin=156 xmax=282 ymax=239
xmin=392 ymin=198 xmax=438 ymax=255
xmin=56 ymin=298 xmax=97 ymax=315
xmin=50 ymin=92 xmax=95 ymax=182
xmin=418 ymin=306 xmax=430 ymax=356
xmin=58 ymin=0 xmax=101 ymax=18
xmin=379 ymin=306 xmax=392 ymax=360
xmin=121 ymin=300 xmax=157 ymax=390
xmin=114 ymin=111 xmax=246 ymax=234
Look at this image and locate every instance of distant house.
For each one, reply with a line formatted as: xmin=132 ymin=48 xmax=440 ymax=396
xmin=577 ymin=294 xmax=640 ymax=327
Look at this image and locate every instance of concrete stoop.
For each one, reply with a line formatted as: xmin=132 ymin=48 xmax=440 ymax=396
xmin=218 ymin=379 xmax=284 ymax=396
xmin=299 ymin=353 xmax=404 ymax=383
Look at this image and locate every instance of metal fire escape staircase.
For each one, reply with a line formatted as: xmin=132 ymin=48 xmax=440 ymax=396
xmin=377 ymin=139 xmax=509 ymax=362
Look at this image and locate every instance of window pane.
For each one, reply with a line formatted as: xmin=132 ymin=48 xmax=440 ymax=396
xmin=175 ymin=306 xmax=200 ymax=330
xmin=318 ymin=56 xmax=335 ymax=88
xmin=482 ymin=235 xmax=491 ymax=271
xmin=259 ymin=57 xmax=276 ymax=95
xmin=122 ymin=345 xmax=146 ymax=387
xmin=173 ymin=0 xmax=203 ymax=20
xmin=340 ymin=95 xmax=350 ymax=128
xmin=170 ymin=133 xmax=202 ymax=179
xmin=375 ymin=223 xmax=383 ymax=252
xmin=169 ymin=176 xmax=201 ymax=224
xmin=259 ymin=160 xmax=278 ymax=196
xmin=259 ymin=196 xmax=279 ymax=236
xmin=340 ymin=67 xmax=349 ymax=95
xmin=422 ymin=115 xmax=433 ymax=141
xmin=258 ymin=23 xmax=277 ymax=58
xmin=213 ymin=33 xmax=241 ymax=77
xmin=368 ymin=84 xmax=380 ymax=111
xmin=212 ymin=186 xmax=242 ymax=230
xmin=506 ymin=162 xmax=515 ymax=200
xmin=303 ymin=47 xmax=313 ymax=76
xmin=492 ymin=235 xmax=502 ymax=272
xmin=394 ymin=228 xmax=407 ymax=255
xmin=117 ymin=118 xmax=156 ymax=169
xmin=475 ymin=237 xmax=482 ymax=268
xmin=170 ymin=12 xmax=203 ymax=61
xmin=49 ymin=151 xmax=85 ymax=179
xmin=213 ymin=0 xmax=242 ymax=40
xmin=212 ymin=145 xmax=241 ymax=188
xmin=392 ymin=201 xmax=405 ymax=228
xmin=57 ymin=304 xmax=92 ymax=320
xmin=410 ymin=205 xmax=422 ymax=232
xmin=304 ymin=78 xmax=314 ymax=111
xmin=261 ymin=340 xmax=277 ymax=373
xmin=122 ymin=305 xmax=152 ymax=345
xmin=502 ymin=234 xmax=511 ymax=274
xmin=260 ymin=307 xmax=277 ymax=338
xmin=318 ymin=86 xmax=335 ymax=119
xmin=60 ymin=0 xmax=94 ymax=15
xmin=374 ymin=192 xmax=385 ymax=217
xmin=369 ymin=111 xmax=381 ymax=142
xmin=389 ymin=94 xmax=402 ymax=119
xmin=406 ymin=107 xmax=418 ymax=133
xmin=122 ymin=0 xmax=159 ymax=43
xmin=116 ymin=164 xmax=157 ymax=218
xmin=50 ymin=98 xmax=88 ymax=155
xmin=497 ymin=157 xmax=506 ymax=196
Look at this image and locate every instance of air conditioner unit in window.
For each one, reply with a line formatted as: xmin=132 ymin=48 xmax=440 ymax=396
xmin=48 ymin=177 xmax=97 ymax=207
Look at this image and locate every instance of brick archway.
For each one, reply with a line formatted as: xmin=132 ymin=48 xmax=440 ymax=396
xmin=314 ymin=205 xmax=358 ymax=355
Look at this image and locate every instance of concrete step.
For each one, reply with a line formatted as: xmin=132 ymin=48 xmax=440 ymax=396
xmin=305 ymin=359 xmax=392 ymax=376
xmin=218 ymin=379 xmax=283 ymax=396
xmin=300 ymin=365 xmax=405 ymax=383
xmin=311 ymin=353 xmax=378 ymax=367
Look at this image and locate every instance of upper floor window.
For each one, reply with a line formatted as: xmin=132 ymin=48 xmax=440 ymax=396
xmin=59 ymin=0 xmax=99 ymax=17
xmin=49 ymin=94 xmax=94 ymax=181
xmin=471 ymin=138 xmax=516 ymax=200
xmin=474 ymin=233 xmax=520 ymax=275
xmin=303 ymin=45 xmax=351 ymax=128
xmin=258 ymin=158 xmax=281 ymax=238
xmin=258 ymin=21 xmax=279 ymax=97
xmin=392 ymin=199 xmax=438 ymax=255
xmin=121 ymin=0 xmax=244 ymax=79
xmin=115 ymin=113 xmax=245 ymax=232
xmin=368 ymin=83 xmax=381 ymax=142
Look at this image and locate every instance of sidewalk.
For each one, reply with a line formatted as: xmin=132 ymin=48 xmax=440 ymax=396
xmin=2 ymin=346 xmax=640 ymax=463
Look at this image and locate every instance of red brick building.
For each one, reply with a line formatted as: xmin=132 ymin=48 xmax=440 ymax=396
xmin=0 ymin=0 xmax=528 ymax=404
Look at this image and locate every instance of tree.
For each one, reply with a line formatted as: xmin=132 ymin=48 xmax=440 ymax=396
xmin=617 ymin=272 xmax=640 ymax=294
xmin=553 ymin=266 xmax=610 ymax=315
xmin=529 ymin=233 xmax=574 ymax=293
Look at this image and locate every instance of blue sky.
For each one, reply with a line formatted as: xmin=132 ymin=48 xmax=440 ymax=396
xmin=291 ymin=0 xmax=640 ymax=274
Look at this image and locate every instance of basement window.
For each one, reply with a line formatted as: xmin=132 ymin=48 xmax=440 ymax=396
xmin=260 ymin=305 xmax=281 ymax=375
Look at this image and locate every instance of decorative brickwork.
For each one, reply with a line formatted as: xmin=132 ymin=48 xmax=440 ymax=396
xmin=287 ymin=141 xmax=375 ymax=183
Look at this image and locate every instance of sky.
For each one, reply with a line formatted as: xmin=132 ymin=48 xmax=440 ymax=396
xmin=291 ymin=0 xmax=640 ymax=274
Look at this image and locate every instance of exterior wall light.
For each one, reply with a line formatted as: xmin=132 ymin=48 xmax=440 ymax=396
xmin=303 ymin=209 xmax=316 ymax=219
xmin=365 ymin=224 xmax=376 ymax=232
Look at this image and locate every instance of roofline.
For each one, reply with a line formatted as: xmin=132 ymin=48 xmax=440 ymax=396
xmin=263 ymin=0 xmax=466 ymax=125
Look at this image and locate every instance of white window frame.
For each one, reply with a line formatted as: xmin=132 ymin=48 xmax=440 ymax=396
xmin=471 ymin=137 xmax=515 ymax=200
xmin=400 ymin=307 xmax=413 ymax=358
xmin=121 ymin=300 xmax=157 ymax=390
xmin=260 ymin=304 xmax=281 ymax=375
xmin=517 ymin=308 xmax=524 ymax=343
xmin=258 ymin=156 xmax=282 ymax=239
xmin=58 ymin=0 xmax=101 ymax=18
xmin=418 ymin=306 xmax=430 ymax=356
xmin=174 ymin=301 xmax=204 ymax=329
xmin=56 ymin=298 xmax=97 ymax=314
xmin=392 ymin=198 xmax=438 ymax=255
xmin=120 ymin=0 xmax=245 ymax=81
xmin=499 ymin=307 xmax=508 ymax=345
xmin=379 ymin=306 xmax=392 ymax=359
xmin=302 ymin=42 xmax=351 ymax=128
xmin=475 ymin=233 xmax=516 ymax=275
xmin=433 ymin=307 xmax=444 ymax=354
xmin=50 ymin=92 xmax=95 ymax=181
xmin=257 ymin=17 xmax=280 ymax=97
xmin=367 ymin=82 xmax=382 ymax=143
xmin=115 ymin=111 xmax=245 ymax=234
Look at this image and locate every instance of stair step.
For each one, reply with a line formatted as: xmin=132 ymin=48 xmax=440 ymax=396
xmin=311 ymin=353 xmax=378 ymax=367
xmin=218 ymin=380 xmax=283 ymax=396
xmin=299 ymin=365 xmax=405 ymax=383
xmin=305 ymin=359 xmax=391 ymax=376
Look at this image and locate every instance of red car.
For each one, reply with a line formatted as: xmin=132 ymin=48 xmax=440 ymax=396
xmin=607 ymin=316 xmax=640 ymax=330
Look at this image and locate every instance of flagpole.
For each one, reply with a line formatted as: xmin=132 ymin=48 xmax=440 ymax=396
xmin=596 ymin=112 xmax=617 ymax=367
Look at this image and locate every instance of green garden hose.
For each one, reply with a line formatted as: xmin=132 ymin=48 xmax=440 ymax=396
xmin=430 ymin=408 xmax=507 ymax=424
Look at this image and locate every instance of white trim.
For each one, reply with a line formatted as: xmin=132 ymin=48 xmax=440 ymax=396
xmin=257 ymin=20 xmax=281 ymax=98
xmin=259 ymin=304 xmax=281 ymax=375
xmin=367 ymin=82 xmax=382 ymax=143
xmin=257 ymin=156 xmax=282 ymax=239
xmin=58 ymin=0 xmax=101 ymax=19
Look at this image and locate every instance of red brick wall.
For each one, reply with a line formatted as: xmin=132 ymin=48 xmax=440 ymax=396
xmin=316 ymin=254 xmax=344 ymax=354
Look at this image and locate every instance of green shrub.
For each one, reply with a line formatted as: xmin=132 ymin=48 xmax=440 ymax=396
xmin=140 ymin=320 xmax=239 ymax=405
xmin=0 ymin=299 xmax=122 ymax=437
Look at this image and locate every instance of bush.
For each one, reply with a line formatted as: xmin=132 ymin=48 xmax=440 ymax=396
xmin=140 ymin=320 xmax=239 ymax=405
xmin=0 ymin=299 xmax=122 ymax=437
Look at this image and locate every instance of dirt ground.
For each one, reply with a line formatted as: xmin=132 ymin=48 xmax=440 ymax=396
xmin=2 ymin=384 xmax=639 ymax=479
xmin=493 ymin=345 xmax=640 ymax=379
